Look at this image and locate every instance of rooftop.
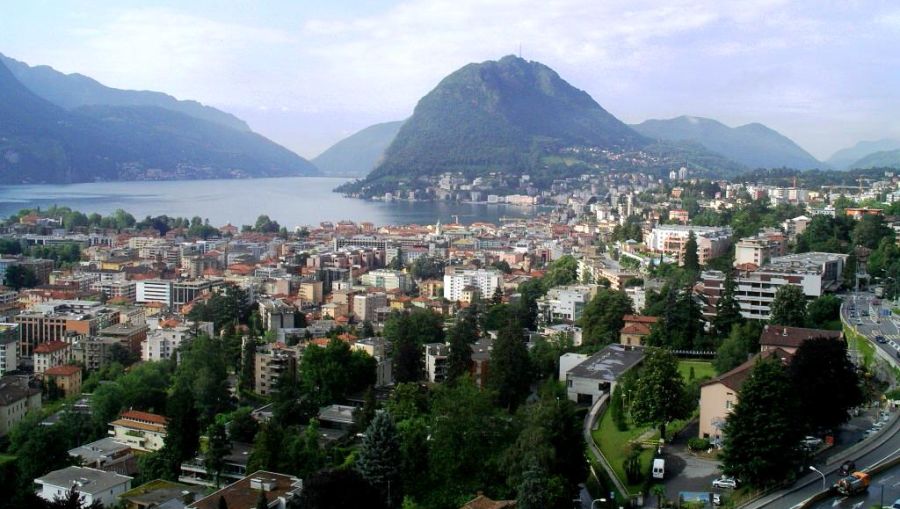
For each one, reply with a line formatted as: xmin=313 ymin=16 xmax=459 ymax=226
xmin=759 ymin=325 xmax=842 ymax=349
xmin=35 ymin=466 xmax=132 ymax=494
xmin=68 ymin=437 xmax=132 ymax=464
xmin=566 ymin=344 xmax=645 ymax=381
xmin=187 ymin=470 xmax=302 ymax=509
xmin=34 ymin=341 xmax=71 ymax=354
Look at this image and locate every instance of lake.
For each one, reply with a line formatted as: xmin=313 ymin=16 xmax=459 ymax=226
xmin=0 ymin=177 xmax=536 ymax=227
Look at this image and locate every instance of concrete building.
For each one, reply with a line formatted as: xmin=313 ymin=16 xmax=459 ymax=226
xmin=646 ymin=225 xmax=733 ymax=265
xmin=298 ymin=280 xmax=324 ymax=305
xmin=733 ymin=229 xmax=787 ymax=268
xmin=443 ymin=267 xmax=502 ymax=302
xmin=254 ymin=343 xmax=299 ymax=397
xmin=33 ymin=340 xmax=73 ymax=375
xmin=35 ymin=466 xmax=132 ymax=508
xmin=15 ymin=300 xmax=119 ymax=357
xmin=44 ymin=364 xmax=82 ymax=397
xmin=72 ymin=336 xmax=120 ymax=371
xmin=562 ymin=344 xmax=645 ymax=405
xmin=68 ymin=437 xmax=135 ymax=474
xmin=424 ymin=343 xmax=450 ymax=383
xmin=258 ymin=299 xmax=296 ymax=331
xmin=180 ymin=441 xmax=252 ymax=488
xmin=0 ymin=376 xmax=41 ymax=436
xmin=108 ymin=410 xmax=168 ymax=452
xmin=537 ymin=285 xmax=597 ymax=324
xmin=352 ymin=337 xmax=393 ymax=387
xmin=360 ymin=269 xmax=414 ymax=293
xmin=99 ymin=323 xmax=148 ymax=354
xmin=141 ymin=325 xmax=196 ymax=362
xmin=352 ymin=292 xmax=387 ymax=323
xmin=0 ymin=323 xmax=17 ymax=376
xmin=187 ymin=471 xmax=303 ymax=509
xmin=698 ymin=252 xmax=848 ymax=321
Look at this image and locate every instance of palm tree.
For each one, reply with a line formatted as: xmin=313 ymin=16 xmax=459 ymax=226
xmin=650 ymin=484 xmax=666 ymax=509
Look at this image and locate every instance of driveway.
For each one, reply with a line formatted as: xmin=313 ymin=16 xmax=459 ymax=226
xmin=645 ymin=421 xmax=723 ymax=507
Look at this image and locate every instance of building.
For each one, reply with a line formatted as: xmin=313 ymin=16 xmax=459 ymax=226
xmin=619 ymin=315 xmax=658 ymax=347
xmin=759 ymin=325 xmax=843 ymax=354
xmin=360 ymin=269 xmax=414 ymax=293
xmin=352 ymin=337 xmax=392 ymax=387
xmin=698 ymin=348 xmax=792 ymax=443
xmin=352 ymin=292 xmax=388 ymax=322
xmin=187 ymin=471 xmax=303 ymax=509
xmin=460 ymin=494 xmax=517 ymax=509
xmin=443 ymin=267 xmax=502 ymax=302
xmin=137 ymin=279 xmax=220 ymax=307
xmin=0 ymin=376 xmax=41 ymax=436
xmin=15 ymin=300 xmax=119 ymax=357
xmin=44 ymin=364 xmax=82 ymax=397
xmin=424 ymin=343 xmax=450 ymax=383
xmin=35 ymin=466 xmax=132 ymax=508
xmin=0 ymin=323 xmax=17 ymax=376
xmin=120 ymin=480 xmax=205 ymax=509
xmin=33 ymin=340 xmax=73 ymax=375
xmin=69 ymin=437 xmax=136 ymax=474
xmin=142 ymin=325 xmax=196 ymax=362
xmin=646 ymin=225 xmax=733 ymax=265
xmin=698 ymin=252 xmax=848 ymax=321
xmin=254 ymin=343 xmax=299 ymax=397
xmin=109 ymin=410 xmax=168 ymax=452
xmin=136 ymin=280 xmax=173 ymax=306
xmin=537 ymin=285 xmax=597 ymax=324
xmin=180 ymin=441 xmax=252 ymax=487
xmin=72 ymin=335 xmax=120 ymax=371
xmin=563 ymin=344 xmax=645 ymax=405
xmin=258 ymin=299 xmax=296 ymax=331
xmin=99 ymin=323 xmax=149 ymax=354
xmin=733 ymin=229 xmax=787 ymax=268
xmin=298 ymin=280 xmax=324 ymax=305
xmin=782 ymin=215 xmax=812 ymax=238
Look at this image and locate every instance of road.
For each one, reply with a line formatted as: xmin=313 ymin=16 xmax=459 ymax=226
xmin=745 ymin=290 xmax=900 ymax=509
xmin=809 ymin=464 xmax=900 ymax=509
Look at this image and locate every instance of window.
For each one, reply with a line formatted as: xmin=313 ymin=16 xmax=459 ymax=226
xmin=566 ymin=379 xmax=573 ymax=388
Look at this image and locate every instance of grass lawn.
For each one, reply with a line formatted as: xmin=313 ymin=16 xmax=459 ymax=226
xmin=845 ymin=324 xmax=875 ymax=366
xmin=678 ymin=360 xmax=715 ymax=382
xmin=0 ymin=454 xmax=15 ymax=467
xmin=592 ymin=408 xmax=657 ymax=494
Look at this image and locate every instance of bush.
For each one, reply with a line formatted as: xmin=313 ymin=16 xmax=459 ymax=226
xmin=623 ymin=443 xmax=644 ymax=484
xmin=687 ymin=437 xmax=711 ymax=452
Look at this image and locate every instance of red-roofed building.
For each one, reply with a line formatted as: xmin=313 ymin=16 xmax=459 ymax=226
xmin=619 ymin=315 xmax=658 ymax=347
xmin=44 ymin=364 xmax=82 ymax=397
xmin=109 ymin=411 xmax=168 ymax=452
xmin=34 ymin=341 xmax=73 ymax=375
xmin=759 ymin=325 xmax=843 ymax=354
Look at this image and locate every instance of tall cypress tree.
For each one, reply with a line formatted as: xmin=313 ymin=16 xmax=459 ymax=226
xmin=713 ymin=270 xmax=744 ymax=337
xmin=446 ymin=308 xmax=478 ymax=383
xmin=489 ymin=319 xmax=532 ymax=411
xmin=682 ymin=231 xmax=700 ymax=273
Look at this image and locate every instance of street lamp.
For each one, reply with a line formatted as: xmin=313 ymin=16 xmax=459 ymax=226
xmin=809 ymin=466 xmax=827 ymax=492
xmin=590 ymin=498 xmax=607 ymax=509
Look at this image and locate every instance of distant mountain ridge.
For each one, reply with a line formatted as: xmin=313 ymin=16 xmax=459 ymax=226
xmin=313 ymin=121 xmax=404 ymax=177
xmin=848 ymin=149 xmax=900 ymax=170
xmin=0 ymin=53 xmax=250 ymax=132
xmin=828 ymin=139 xmax=900 ymax=170
xmin=631 ymin=116 xmax=821 ymax=170
xmin=0 ymin=59 xmax=318 ymax=184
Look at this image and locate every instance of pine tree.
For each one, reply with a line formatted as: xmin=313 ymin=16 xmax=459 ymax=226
xmin=204 ymin=422 xmax=230 ymax=487
xmin=682 ymin=231 xmax=700 ymax=273
xmin=446 ymin=308 xmax=478 ymax=383
xmin=356 ymin=412 xmax=402 ymax=508
xmin=164 ymin=383 xmax=200 ymax=465
xmin=721 ymin=357 xmax=804 ymax=487
xmin=713 ymin=270 xmax=744 ymax=337
xmin=516 ymin=461 xmax=552 ymax=509
xmin=489 ymin=319 xmax=532 ymax=411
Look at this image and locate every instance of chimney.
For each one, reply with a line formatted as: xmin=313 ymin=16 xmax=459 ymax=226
xmin=782 ymin=328 xmax=787 ymax=337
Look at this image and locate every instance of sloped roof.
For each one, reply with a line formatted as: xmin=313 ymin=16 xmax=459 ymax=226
xmin=759 ymin=325 xmax=842 ymax=349
xmin=701 ymin=348 xmax=793 ymax=392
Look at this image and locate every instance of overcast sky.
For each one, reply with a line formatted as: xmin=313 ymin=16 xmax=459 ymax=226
xmin=2 ymin=0 xmax=898 ymax=160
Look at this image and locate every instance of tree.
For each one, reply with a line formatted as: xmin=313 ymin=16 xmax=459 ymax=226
xmin=769 ymin=285 xmax=807 ymax=327
xmin=357 ymin=412 xmax=403 ymax=508
xmin=713 ymin=271 xmax=744 ymax=337
xmin=47 ymin=487 xmax=104 ymax=509
xmin=446 ymin=308 xmax=478 ymax=383
xmin=713 ymin=322 xmax=762 ymax=374
xmin=630 ymin=348 xmax=689 ymax=439
xmin=247 ymin=421 xmax=284 ymax=473
xmin=682 ymin=231 xmax=699 ymax=273
xmin=489 ymin=319 xmax=532 ymax=411
xmin=9 ymin=414 xmax=72 ymax=493
xmin=176 ymin=336 xmax=231 ymax=425
xmin=164 ymin=383 xmax=201 ymax=466
xmin=805 ymin=294 xmax=842 ymax=328
xmin=721 ymin=357 xmax=804 ymax=487
xmin=204 ymin=422 xmax=231 ymax=487
xmin=516 ymin=461 xmax=554 ymax=509
xmin=296 ymin=469 xmax=387 ymax=509
xmin=851 ymin=214 xmax=893 ymax=250
xmin=542 ymin=255 xmax=579 ymax=289
xmin=609 ymin=385 xmax=627 ymax=431
xmin=579 ymin=289 xmax=634 ymax=347
xmin=227 ymin=407 xmax=259 ymax=443
xmin=239 ymin=338 xmax=256 ymax=394
xmin=790 ymin=337 xmax=863 ymax=433
xmin=409 ymin=255 xmax=445 ymax=280
xmin=383 ymin=309 xmax=443 ymax=383
xmin=3 ymin=264 xmax=38 ymax=290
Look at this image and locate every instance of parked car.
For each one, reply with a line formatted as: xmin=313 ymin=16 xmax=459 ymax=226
xmin=712 ymin=476 xmax=738 ymax=489
xmin=801 ymin=436 xmax=824 ymax=449
xmin=890 ymin=498 xmax=900 ymax=509
xmin=877 ymin=335 xmax=887 ymax=343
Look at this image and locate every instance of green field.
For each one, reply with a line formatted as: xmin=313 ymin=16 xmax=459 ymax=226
xmin=678 ymin=360 xmax=715 ymax=382
xmin=592 ymin=408 xmax=657 ymax=493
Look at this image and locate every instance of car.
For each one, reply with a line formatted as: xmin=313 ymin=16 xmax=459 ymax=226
xmin=891 ymin=498 xmax=900 ymax=509
xmin=801 ymin=436 xmax=824 ymax=449
xmin=712 ymin=476 xmax=738 ymax=489
xmin=712 ymin=493 xmax=722 ymax=506
xmin=861 ymin=310 xmax=870 ymax=317
xmin=877 ymin=335 xmax=887 ymax=343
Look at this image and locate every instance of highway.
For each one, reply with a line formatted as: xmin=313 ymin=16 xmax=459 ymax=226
xmin=746 ymin=291 xmax=900 ymax=509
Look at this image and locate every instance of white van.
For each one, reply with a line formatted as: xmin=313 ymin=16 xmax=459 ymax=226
xmin=652 ymin=458 xmax=665 ymax=479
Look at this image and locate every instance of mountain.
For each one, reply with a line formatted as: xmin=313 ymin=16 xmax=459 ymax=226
xmin=827 ymin=139 xmax=900 ymax=170
xmin=848 ymin=149 xmax=900 ymax=170
xmin=312 ymin=121 xmax=404 ymax=177
xmin=364 ymin=55 xmax=649 ymax=182
xmin=631 ymin=116 xmax=821 ymax=170
xmin=0 ymin=60 xmax=318 ymax=184
xmin=0 ymin=53 xmax=249 ymax=132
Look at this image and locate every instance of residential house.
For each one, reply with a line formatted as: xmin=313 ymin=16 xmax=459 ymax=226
xmin=33 ymin=340 xmax=73 ymax=375
xmin=0 ymin=376 xmax=41 ymax=436
xmin=68 ymin=437 xmax=136 ymax=475
xmin=35 ymin=466 xmax=132 ymax=508
xmin=44 ymin=364 xmax=82 ymax=397
xmin=759 ymin=325 xmax=843 ymax=354
xmin=187 ymin=471 xmax=303 ymax=509
xmin=619 ymin=315 xmax=658 ymax=347
xmin=120 ymin=479 xmax=205 ymax=509
xmin=109 ymin=410 xmax=168 ymax=452
xmin=180 ymin=442 xmax=252 ymax=488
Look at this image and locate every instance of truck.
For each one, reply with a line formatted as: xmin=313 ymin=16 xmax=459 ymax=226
xmin=834 ymin=471 xmax=870 ymax=496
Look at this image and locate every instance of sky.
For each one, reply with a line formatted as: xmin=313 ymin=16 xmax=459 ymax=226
xmin=1 ymin=0 xmax=898 ymax=161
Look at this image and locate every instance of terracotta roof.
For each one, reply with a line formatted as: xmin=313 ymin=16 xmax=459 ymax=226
xmin=110 ymin=418 xmax=167 ymax=434
xmin=121 ymin=410 xmax=168 ymax=425
xmin=623 ymin=315 xmax=659 ymax=324
xmin=44 ymin=364 xmax=81 ymax=377
xmin=759 ymin=325 xmax=842 ymax=349
xmin=701 ymin=348 xmax=793 ymax=392
xmin=460 ymin=495 xmax=517 ymax=509
xmin=620 ymin=323 xmax=652 ymax=335
xmin=34 ymin=341 xmax=70 ymax=354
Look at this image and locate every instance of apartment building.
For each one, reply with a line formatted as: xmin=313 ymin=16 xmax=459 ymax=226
xmin=253 ymin=343 xmax=300 ymax=397
xmin=353 ymin=292 xmax=388 ymax=323
xmin=33 ymin=340 xmax=73 ymax=375
xmin=537 ymin=285 xmax=597 ymax=324
xmin=0 ymin=324 xmax=17 ymax=376
xmin=14 ymin=300 xmax=119 ymax=357
xmin=35 ymin=466 xmax=132 ymax=508
xmin=108 ymin=410 xmax=168 ymax=452
xmin=733 ymin=229 xmax=787 ymax=268
xmin=646 ymin=225 xmax=733 ymax=265
xmin=258 ymin=299 xmax=296 ymax=332
xmin=443 ymin=267 xmax=502 ymax=302
xmin=298 ymin=280 xmax=324 ymax=305
xmin=0 ymin=376 xmax=41 ymax=436
xmin=360 ymin=269 xmax=414 ymax=293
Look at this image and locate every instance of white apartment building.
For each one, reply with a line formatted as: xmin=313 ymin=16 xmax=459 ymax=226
xmin=424 ymin=343 xmax=450 ymax=383
xmin=360 ymin=269 xmax=413 ymax=293
xmin=443 ymin=268 xmax=502 ymax=302
xmin=136 ymin=280 xmax=172 ymax=306
xmin=0 ymin=324 xmax=17 ymax=376
xmin=36 ymin=466 xmax=132 ymax=508
xmin=537 ymin=285 xmax=597 ymax=324
xmin=646 ymin=225 xmax=733 ymax=265
xmin=353 ymin=293 xmax=388 ymax=322
xmin=142 ymin=326 xmax=194 ymax=362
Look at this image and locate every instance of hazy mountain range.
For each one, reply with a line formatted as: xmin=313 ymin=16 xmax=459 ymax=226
xmin=312 ymin=121 xmax=404 ymax=177
xmin=0 ymin=55 xmax=317 ymax=184
xmin=826 ymin=139 xmax=900 ymax=170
